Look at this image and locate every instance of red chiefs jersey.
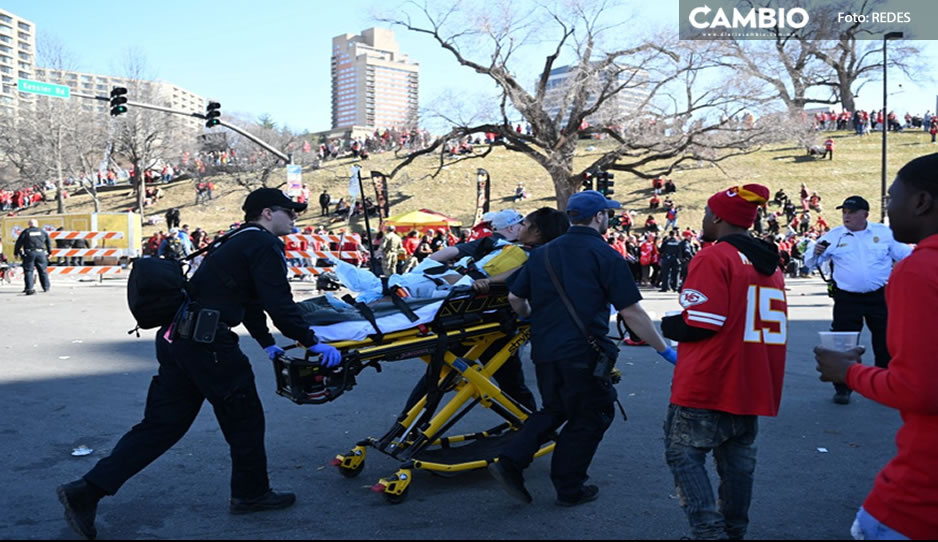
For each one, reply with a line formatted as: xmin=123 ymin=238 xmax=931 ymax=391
xmin=672 ymin=242 xmax=788 ymax=416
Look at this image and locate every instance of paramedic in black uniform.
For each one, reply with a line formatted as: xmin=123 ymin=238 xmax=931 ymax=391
xmin=490 ymin=190 xmax=676 ymax=506
xmin=13 ymin=218 xmax=51 ymax=295
xmin=56 ymin=188 xmax=342 ymax=540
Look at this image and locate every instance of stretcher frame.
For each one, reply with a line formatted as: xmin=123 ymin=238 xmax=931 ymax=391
xmin=272 ymin=286 xmax=555 ymax=503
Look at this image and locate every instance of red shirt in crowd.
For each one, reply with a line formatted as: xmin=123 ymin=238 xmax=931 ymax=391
xmin=846 ymin=234 xmax=938 ymax=539
xmin=402 ymin=235 xmax=420 ymax=255
xmin=671 ymin=241 xmax=787 ymax=416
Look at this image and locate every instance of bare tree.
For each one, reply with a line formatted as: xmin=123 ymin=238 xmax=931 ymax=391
xmin=110 ymin=49 xmax=181 ymax=213
xmin=720 ymin=34 xmax=838 ymax=114
xmin=223 ymin=113 xmax=306 ymax=193
xmin=721 ymin=0 xmax=924 ymax=115
xmin=800 ymin=0 xmax=922 ymax=113
xmin=0 ymin=36 xmax=108 ymax=213
xmin=381 ymin=1 xmax=778 ymax=209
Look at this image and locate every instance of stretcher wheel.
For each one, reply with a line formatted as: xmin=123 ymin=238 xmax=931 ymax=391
xmin=338 ymin=461 xmax=364 ymax=478
xmin=383 ymin=485 xmax=409 ymax=505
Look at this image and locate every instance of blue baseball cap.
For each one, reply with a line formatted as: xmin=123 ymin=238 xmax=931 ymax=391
xmin=566 ymin=190 xmax=621 ymax=220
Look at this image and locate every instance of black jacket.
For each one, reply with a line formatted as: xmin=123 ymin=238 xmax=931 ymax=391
xmin=14 ymin=227 xmax=51 ymax=257
xmin=188 ymin=225 xmax=318 ymax=348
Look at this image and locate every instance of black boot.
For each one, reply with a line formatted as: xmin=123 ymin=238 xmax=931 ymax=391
xmin=57 ymin=478 xmax=103 ymax=540
xmin=229 ymin=489 xmax=296 ymax=514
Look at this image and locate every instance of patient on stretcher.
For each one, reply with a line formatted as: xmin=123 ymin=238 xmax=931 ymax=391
xmin=296 ymin=208 xmax=569 ymax=336
xmin=328 ymin=207 xmax=569 ymax=308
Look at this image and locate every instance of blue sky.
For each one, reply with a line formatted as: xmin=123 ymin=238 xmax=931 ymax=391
xmin=5 ymin=0 xmax=937 ymax=133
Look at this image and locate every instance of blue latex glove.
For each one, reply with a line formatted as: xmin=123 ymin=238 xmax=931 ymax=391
xmin=264 ymin=345 xmax=285 ymax=361
xmin=309 ymin=342 xmax=342 ymax=368
xmin=657 ymin=346 xmax=678 ymax=365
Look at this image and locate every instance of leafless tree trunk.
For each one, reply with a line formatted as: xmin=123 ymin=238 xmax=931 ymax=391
xmin=224 ymin=113 xmax=304 ymax=193
xmin=381 ymin=1 xmax=778 ymax=209
xmin=111 ymin=49 xmax=180 ymax=214
xmin=0 ymin=37 xmax=107 ymax=214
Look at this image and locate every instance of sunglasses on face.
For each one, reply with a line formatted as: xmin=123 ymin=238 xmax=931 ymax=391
xmin=269 ymin=207 xmax=297 ymax=219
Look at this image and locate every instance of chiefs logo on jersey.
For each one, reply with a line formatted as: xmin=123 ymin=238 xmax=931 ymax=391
xmin=679 ymin=289 xmax=709 ymax=308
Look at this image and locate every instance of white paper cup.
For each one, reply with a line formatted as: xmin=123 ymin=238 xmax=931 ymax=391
xmin=818 ymin=331 xmax=860 ymax=351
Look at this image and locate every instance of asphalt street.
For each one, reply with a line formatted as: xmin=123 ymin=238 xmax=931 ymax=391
xmin=0 ymin=275 xmax=900 ymax=540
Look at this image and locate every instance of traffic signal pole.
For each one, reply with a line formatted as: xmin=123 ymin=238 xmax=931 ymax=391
xmin=69 ymin=91 xmax=291 ymax=165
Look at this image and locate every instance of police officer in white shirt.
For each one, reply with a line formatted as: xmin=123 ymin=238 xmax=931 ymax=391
xmin=805 ymin=195 xmax=912 ymax=404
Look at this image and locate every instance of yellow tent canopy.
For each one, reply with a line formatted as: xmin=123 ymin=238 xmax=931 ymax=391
xmin=385 ymin=210 xmax=462 ymax=228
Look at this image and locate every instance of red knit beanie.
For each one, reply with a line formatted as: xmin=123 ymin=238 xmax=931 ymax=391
xmin=707 ymin=184 xmax=770 ymax=228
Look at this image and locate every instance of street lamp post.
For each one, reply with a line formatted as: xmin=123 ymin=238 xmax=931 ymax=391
xmin=882 ymin=31 xmax=904 ymax=222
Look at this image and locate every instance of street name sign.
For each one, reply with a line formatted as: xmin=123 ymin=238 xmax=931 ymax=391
xmin=17 ymin=78 xmax=70 ymax=99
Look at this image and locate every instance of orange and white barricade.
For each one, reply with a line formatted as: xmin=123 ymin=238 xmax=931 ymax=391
xmin=283 ymin=233 xmax=364 ymax=279
xmin=284 ymin=251 xmax=360 ymax=261
xmin=46 ymin=266 xmax=125 ymax=276
xmin=47 ymin=230 xmax=128 ymax=280
xmin=283 ymin=233 xmax=361 ymax=245
xmin=49 ymin=231 xmax=125 ymax=241
xmin=288 ymin=266 xmax=335 ymax=277
xmin=48 ymin=248 xmax=124 ymax=258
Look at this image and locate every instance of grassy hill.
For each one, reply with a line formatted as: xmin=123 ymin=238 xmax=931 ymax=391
xmin=18 ymin=129 xmax=938 ymax=238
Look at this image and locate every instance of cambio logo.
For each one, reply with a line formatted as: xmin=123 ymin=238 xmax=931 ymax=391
xmin=689 ymin=5 xmax=810 ymax=30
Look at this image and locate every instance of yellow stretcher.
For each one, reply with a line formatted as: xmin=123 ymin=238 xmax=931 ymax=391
xmin=272 ymin=285 xmax=555 ymax=503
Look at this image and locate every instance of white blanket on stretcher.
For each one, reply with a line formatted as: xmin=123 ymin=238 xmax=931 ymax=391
xmin=310 ymin=299 xmax=445 ymax=343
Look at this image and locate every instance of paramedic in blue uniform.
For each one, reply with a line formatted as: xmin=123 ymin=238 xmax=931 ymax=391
xmin=56 ymin=188 xmax=341 ymax=540
xmin=13 ymin=218 xmax=51 ymax=295
xmin=490 ymin=190 xmax=677 ymax=506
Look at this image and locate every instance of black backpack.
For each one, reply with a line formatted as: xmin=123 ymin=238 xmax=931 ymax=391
xmin=127 ymin=225 xmax=262 ymax=334
xmin=127 ymin=257 xmax=189 ymax=331
xmin=165 ymin=236 xmax=186 ymax=260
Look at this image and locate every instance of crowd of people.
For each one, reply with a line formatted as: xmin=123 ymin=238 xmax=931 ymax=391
xmin=812 ymin=108 xmax=937 ymax=135
xmin=0 ymin=186 xmax=46 ymax=212
xmin=32 ymin=144 xmax=938 ymax=541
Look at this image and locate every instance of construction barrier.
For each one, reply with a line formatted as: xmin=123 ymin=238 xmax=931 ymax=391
xmin=288 ymin=266 xmax=335 ymax=276
xmin=283 ymin=233 xmax=364 ymax=279
xmin=49 ymin=249 xmax=125 ymax=258
xmin=284 ymin=251 xmax=359 ymax=260
xmin=46 ymin=266 xmax=126 ymax=276
xmin=283 ymin=233 xmax=361 ymax=245
xmin=1 ymin=213 xmax=141 ymax=259
xmin=49 ymin=231 xmax=125 ymax=241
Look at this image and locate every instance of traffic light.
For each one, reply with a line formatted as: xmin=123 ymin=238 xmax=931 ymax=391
xmin=597 ymin=170 xmax=615 ymax=197
xmin=582 ymin=169 xmax=596 ymax=191
xmin=109 ymin=87 xmax=128 ymax=117
xmin=205 ymin=101 xmax=221 ymax=128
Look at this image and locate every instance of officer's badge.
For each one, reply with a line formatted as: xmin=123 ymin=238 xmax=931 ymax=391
xmin=873 ymin=236 xmax=880 ymax=243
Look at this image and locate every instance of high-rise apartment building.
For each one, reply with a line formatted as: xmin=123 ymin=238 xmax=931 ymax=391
xmin=1 ymin=8 xmax=205 ymax=144
xmin=542 ymin=64 xmax=649 ymax=128
xmin=0 ymin=8 xmax=36 ymax=119
xmin=331 ymin=28 xmax=419 ymax=130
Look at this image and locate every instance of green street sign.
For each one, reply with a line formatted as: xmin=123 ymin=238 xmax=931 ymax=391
xmin=17 ymin=78 xmax=70 ymax=99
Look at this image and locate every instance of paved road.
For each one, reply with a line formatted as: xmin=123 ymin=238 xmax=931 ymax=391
xmin=0 ymin=276 xmax=899 ymax=540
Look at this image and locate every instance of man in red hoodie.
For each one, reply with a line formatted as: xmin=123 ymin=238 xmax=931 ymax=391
xmin=815 ymin=153 xmax=938 ymax=539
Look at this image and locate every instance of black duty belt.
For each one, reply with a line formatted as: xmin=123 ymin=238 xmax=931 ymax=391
xmin=837 ymin=286 xmax=885 ymax=296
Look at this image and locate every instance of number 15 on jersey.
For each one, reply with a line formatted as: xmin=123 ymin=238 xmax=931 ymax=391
xmin=744 ymin=285 xmax=787 ymax=345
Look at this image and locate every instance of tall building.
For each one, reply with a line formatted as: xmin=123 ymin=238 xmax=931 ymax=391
xmin=1 ymin=8 xmax=205 ymax=144
xmin=0 ymin=8 xmax=36 ymax=119
xmin=331 ymin=28 xmax=419 ymax=130
xmin=542 ymin=64 xmax=649 ymax=128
